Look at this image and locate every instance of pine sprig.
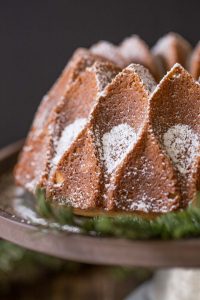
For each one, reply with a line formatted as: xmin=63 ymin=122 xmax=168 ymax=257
xmin=36 ymin=189 xmax=200 ymax=240
xmin=36 ymin=188 xmax=74 ymax=224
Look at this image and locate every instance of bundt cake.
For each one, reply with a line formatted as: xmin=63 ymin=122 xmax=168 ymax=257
xmin=15 ymin=33 xmax=200 ymax=215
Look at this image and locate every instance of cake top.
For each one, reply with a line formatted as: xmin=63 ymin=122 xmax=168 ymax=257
xmin=14 ymin=33 xmax=200 ymax=215
xmin=91 ymin=32 xmax=200 ymax=81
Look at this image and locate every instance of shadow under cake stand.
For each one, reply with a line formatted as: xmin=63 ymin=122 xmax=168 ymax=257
xmin=0 ymin=141 xmax=199 ymax=300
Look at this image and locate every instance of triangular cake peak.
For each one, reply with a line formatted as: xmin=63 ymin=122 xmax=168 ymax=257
xmin=14 ymin=33 xmax=200 ymax=216
xmin=15 ymin=58 xmax=120 ymax=193
xmin=152 ymin=32 xmax=192 ymax=73
xmin=32 ymin=48 xmax=109 ymax=135
xmin=48 ymin=64 xmax=156 ymax=209
xmin=120 ymin=35 xmax=150 ymax=60
xmin=120 ymin=35 xmax=163 ymax=81
xmin=50 ymin=60 xmax=121 ymax=170
xmin=90 ymin=41 xmax=125 ymax=68
xmin=91 ymin=64 xmax=156 ymax=144
xmin=110 ymin=63 xmax=200 ymax=213
xmin=150 ymin=63 xmax=192 ymax=102
xmin=150 ymin=62 xmax=198 ymax=120
xmin=189 ymin=41 xmax=200 ymax=80
xmin=109 ymin=129 xmax=181 ymax=213
xmin=149 ymin=63 xmax=200 ymax=207
xmin=126 ymin=63 xmax=157 ymax=94
xmin=87 ymin=61 xmax=121 ymax=94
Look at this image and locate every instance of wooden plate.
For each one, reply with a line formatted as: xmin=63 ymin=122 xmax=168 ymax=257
xmin=0 ymin=140 xmax=200 ymax=268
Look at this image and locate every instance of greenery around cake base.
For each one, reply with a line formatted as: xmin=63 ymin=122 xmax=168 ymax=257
xmin=35 ymin=189 xmax=200 ymax=240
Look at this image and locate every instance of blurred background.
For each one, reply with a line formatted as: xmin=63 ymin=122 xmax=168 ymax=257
xmin=0 ymin=0 xmax=199 ymax=147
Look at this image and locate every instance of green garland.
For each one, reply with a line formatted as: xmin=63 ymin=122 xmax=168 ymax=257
xmin=36 ymin=189 xmax=200 ymax=240
xmin=0 ymin=240 xmax=150 ymax=291
xmin=0 ymin=240 xmax=82 ymax=285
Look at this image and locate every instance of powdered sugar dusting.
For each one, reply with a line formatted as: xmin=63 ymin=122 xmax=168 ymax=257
xmin=102 ymin=123 xmax=137 ymax=174
xmin=152 ymin=32 xmax=191 ymax=56
xmin=25 ymin=178 xmax=39 ymax=193
xmin=163 ymin=124 xmax=199 ymax=174
xmin=13 ymin=198 xmax=48 ymax=226
xmin=150 ymin=63 xmax=183 ymax=98
xmin=129 ymin=196 xmax=155 ymax=213
xmin=152 ymin=33 xmax=175 ymax=55
xmin=120 ymin=35 xmax=148 ymax=58
xmin=52 ymin=118 xmax=87 ymax=167
xmin=126 ymin=64 xmax=156 ymax=94
xmin=88 ymin=63 xmax=118 ymax=94
xmin=91 ymin=41 xmax=125 ymax=67
xmin=0 ymin=174 xmax=80 ymax=232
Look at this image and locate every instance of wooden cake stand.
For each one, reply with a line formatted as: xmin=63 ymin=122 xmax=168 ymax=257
xmin=0 ymin=141 xmax=199 ymax=300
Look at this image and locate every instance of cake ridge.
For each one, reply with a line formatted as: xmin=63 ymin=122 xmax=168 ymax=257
xmin=149 ymin=63 xmax=200 ymax=207
xmin=189 ymin=41 xmax=200 ymax=80
xmin=120 ymin=35 xmax=163 ymax=81
xmin=46 ymin=64 xmax=156 ymax=210
xmin=15 ymin=33 xmax=200 ymax=215
xmin=15 ymin=54 xmax=120 ymax=193
xmin=110 ymin=128 xmax=181 ymax=213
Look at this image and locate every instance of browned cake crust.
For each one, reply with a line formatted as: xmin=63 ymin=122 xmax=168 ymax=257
xmin=46 ymin=64 xmax=200 ymax=213
xmin=47 ymin=64 xmax=156 ymax=210
xmin=119 ymin=35 xmax=163 ymax=81
xmin=91 ymin=41 xmax=126 ymax=68
xmin=15 ymin=51 xmax=120 ymax=192
xmin=14 ymin=33 xmax=200 ymax=216
xmin=189 ymin=42 xmax=200 ymax=80
xmin=149 ymin=64 xmax=200 ymax=208
xmin=91 ymin=36 xmax=163 ymax=81
xmin=152 ymin=32 xmax=192 ymax=73
xmin=32 ymin=48 xmax=109 ymax=133
xmin=91 ymin=33 xmax=200 ymax=83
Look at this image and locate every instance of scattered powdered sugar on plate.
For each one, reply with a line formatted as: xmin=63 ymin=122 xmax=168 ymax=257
xmin=25 ymin=177 xmax=39 ymax=193
xmin=52 ymin=118 xmax=87 ymax=167
xmin=13 ymin=197 xmax=48 ymax=226
xmin=0 ymin=174 xmax=80 ymax=233
xmin=13 ymin=197 xmax=80 ymax=233
xmin=102 ymin=123 xmax=137 ymax=174
xmin=163 ymin=124 xmax=199 ymax=174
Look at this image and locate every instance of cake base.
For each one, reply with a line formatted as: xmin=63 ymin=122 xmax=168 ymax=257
xmin=73 ymin=207 xmax=159 ymax=219
xmin=1 ymin=141 xmax=200 ymax=267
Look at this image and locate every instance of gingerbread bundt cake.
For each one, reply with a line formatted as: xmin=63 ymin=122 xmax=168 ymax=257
xmin=15 ymin=33 xmax=200 ymax=215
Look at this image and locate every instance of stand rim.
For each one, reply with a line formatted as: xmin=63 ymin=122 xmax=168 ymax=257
xmin=0 ymin=140 xmax=200 ymax=267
